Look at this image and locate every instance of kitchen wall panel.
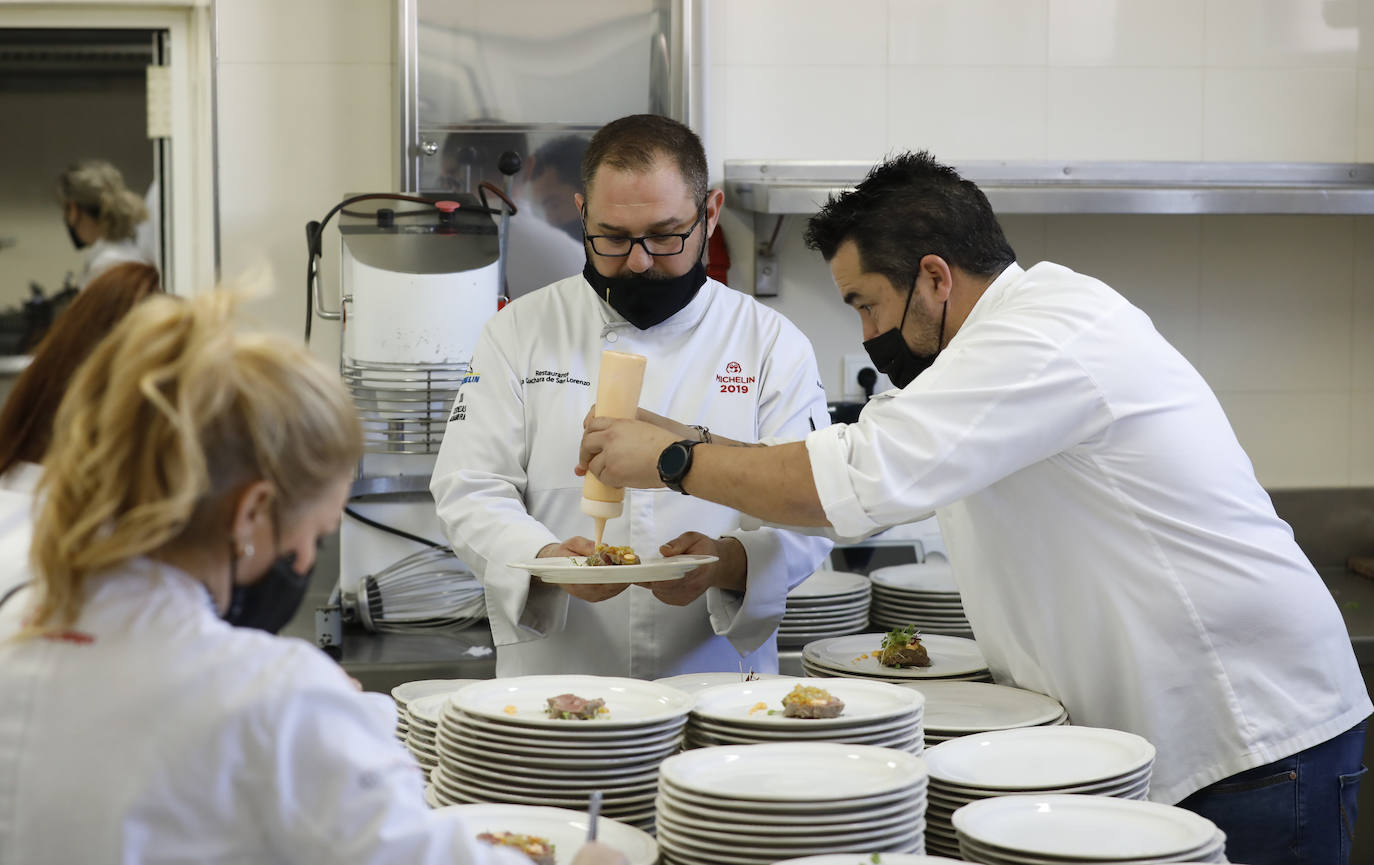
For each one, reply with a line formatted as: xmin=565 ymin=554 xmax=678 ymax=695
xmin=1202 ymin=67 xmax=1358 ymax=161
xmin=721 ymin=66 xmax=889 ymax=161
xmin=713 ymin=0 xmax=1374 ymax=488
xmin=1047 ymin=0 xmax=1203 ymax=67
xmin=887 ymin=66 xmax=1048 ymax=161
xmin=1047 ymin=68 xmax=1203 ymax=160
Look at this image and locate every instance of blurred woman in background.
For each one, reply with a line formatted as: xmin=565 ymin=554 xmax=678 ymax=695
xmin=0 ymin=289 xmax=624 ymax=865
xmin=0 ymin=262 xmax=162 ymax=594
xmin=58 ymin=158 xmax=155 ymax=288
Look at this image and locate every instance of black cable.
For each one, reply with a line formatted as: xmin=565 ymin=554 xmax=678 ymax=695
xmin=343 ymin=506 xmax=446 ymax=549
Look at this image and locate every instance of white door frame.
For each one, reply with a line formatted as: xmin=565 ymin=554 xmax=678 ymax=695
xmin=0 ymin=1 xmax=217 ymax=296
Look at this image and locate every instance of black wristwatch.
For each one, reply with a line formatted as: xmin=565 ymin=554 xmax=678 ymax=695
xmin=658 ymin=439 xmax=701 ymax=494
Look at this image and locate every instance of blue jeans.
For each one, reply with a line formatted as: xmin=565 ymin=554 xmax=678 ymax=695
xmin=1177 ymin=721 xmax=1368 ymax=865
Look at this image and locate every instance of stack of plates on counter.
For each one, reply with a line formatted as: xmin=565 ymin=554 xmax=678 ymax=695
xmin=868 ymin=562 xmax=973 ymax=638
xmin=434 ymin=803 xmax=660 ymax=865
xmin=898 ymin=681 xmax=1068 ymax=747
xmin=393 ymin=678 xmax=478 ymax=746
xmin=684 ymin=677 xmax=924 ymax=754
xmin=653 ymin=672 xmax=795 ymax=694
xmin=774 ymin=857 xmax=967 ymax=865
xmin=778 ymin=570 xmax=872 ymax=647
xmin=922 ymin=726 xmax=1156 ymax=859
xmin=407 ymin=690 xmax=480 ymax=778
xmin=952 ymin=794 xmax=1226 ymax=864
xmin=427 ymin=675 xmax=693 ymax=831
xmin=655 ymin=742 xmax=929 ymax=865
xmin=802 ymin=633 xmax=991 ymax=683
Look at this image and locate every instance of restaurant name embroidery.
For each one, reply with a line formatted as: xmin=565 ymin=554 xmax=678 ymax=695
xmin=521 ymin=369 xmax=591 ymax=387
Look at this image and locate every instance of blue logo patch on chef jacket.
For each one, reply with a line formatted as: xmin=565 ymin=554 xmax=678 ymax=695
xmin=461 ymin=372 xmax=481 ymax=385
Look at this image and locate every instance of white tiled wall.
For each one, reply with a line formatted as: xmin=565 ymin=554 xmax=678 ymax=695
xmin=707 ymin=0 xmax=1374 ymax=489
xmin=215 ymin=0 xmax=1373 ymax=488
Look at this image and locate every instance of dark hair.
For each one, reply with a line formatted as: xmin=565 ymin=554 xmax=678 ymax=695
xmin=581 ymin=115 xmax=707 ymax=202
xmin=533 ymin=135 xmax=589 ymax=189
xmin=803 ymin=150 xmax=1016 ymax=288
xmin=0 ymin=262 xmax=162 ymax=477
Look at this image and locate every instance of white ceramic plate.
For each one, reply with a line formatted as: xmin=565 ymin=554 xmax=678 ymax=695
xmin=956 ymin=832 xmax=1223 ymax=865
xmin=432 ymin=765 xmax=658 ymax=809
xmin=446 ymin=707 xmax=686 ymax=742
xmin=804 ymin=634 xmax=987 ymax=679
xmin=951 ymin=794 xmax=1221 ymax=860
xmin=442 ymin=803 xmax=658 ymax=865
xmin=655 ymin=825 xmax=924 ymax=863
xmin=896 ymin=681 xmax=1064 ymax=733
xmin=869 ymin=563 xmax=959 ymax=593
xmin=788 ymin=570 xmax=872 ymax=599
xmin=655 ymin=821 xmax=925 ymax=857
xmin=660 ymin=742 xmax=927 ymax=801
xmin=653 ymin=672 xmax=798 ymax=694
xmin=656 ymin=797 xmax=921 ymax=836
xmin=658 ymin=790 xmax=923 ymax=827
xmin=690 ymin=678 xmax=922 ymax=729
xmin=450 ymin=676 xmax=693 ymax=729
xmin=772 ymin=856 xmax=967 ymax=865
xmin=507 ymin=555 xmax=717 ymax=584
xmin=924 ymin=726 xmax=1155 ymax=790
xmin=392 ymin=678 xmax=479 ymax=707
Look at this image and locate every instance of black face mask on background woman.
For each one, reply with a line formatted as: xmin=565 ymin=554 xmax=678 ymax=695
xmin=223 ymin=544 xmax=313 ymax=634
xmin=862 ymin=283 xmax=948 ymax=390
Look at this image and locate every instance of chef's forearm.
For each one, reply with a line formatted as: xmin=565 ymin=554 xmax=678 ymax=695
xmin=683 ymin=442 xmax=830 ymax=527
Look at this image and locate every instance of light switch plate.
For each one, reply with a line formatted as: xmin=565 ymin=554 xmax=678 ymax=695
xmin=842 ymin=353 xmax=893 ymax=402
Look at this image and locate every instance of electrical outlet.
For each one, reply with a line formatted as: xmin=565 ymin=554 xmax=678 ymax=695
xmin=842 ymin=353 xmax=893 ymax=402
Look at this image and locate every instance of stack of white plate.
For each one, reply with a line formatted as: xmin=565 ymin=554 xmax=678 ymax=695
xmin=656 ymin=743 xmax=929 ymax=865
xmin=778 ymin=571 xmax=872 ymax=647
xmin=898 ymin=681 xmax=1068 ymax=746
xmin=952 ymin=794 xmax=1225 ymax=864
xmin=654 ymin=672 xmax=795 ymax=694
xmin=802 ymin=633 xmax=991 ymax=683
xmin=435 ymin=803 xmax=660 ymax=865
xmin=922 ymin=727 xmax=1155 ymax=859
xmin=393 ymin=678 xmax=478 ymax=747
xmin=869 ymin=563 xmax=973 ymax=638
xmin=428 ymin=675 xmax=693 ymax=831
xmin=685 ymin=677 xmax=924 ymax=754
xmin=774 ymin=856 xmax=968 ymax=865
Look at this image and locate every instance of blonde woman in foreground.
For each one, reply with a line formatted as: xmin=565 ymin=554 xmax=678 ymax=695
xmin=0 ymin=291 xmax=626 ymax=865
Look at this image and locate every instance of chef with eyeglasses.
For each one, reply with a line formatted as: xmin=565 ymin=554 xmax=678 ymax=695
xmin=431 ymin=114 xmax=832 ymax=680
xmin=578 ymin=150 xmax=1371 ymax=865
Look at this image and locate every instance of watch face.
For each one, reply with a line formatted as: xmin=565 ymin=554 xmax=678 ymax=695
xmin=659 ymin=442 xmax=689 ymax=477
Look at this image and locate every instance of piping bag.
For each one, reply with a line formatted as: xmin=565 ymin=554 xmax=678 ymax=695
xmin=580 ymin=350 xmax=648 ymax=546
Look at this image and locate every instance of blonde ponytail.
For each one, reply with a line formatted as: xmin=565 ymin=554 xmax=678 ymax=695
xmin=58 ymin=159 xmax=148 ymax=241
xmin=24 ymin=290 xmax=363 ymax=636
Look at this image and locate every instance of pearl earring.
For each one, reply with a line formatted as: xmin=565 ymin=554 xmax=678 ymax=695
xmin=239 ymin=541 xmax=255 ymax=560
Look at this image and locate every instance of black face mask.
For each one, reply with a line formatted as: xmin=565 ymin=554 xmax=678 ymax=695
xmin=582 ymin=239 xmax=708 ymax=330
xmin=863 ymin=285 xmax=948 ymax=390
xmin=65 ymin=219 xmax=88 ymax=251
xmin=223 ymin=545 xmax=313 ymax=634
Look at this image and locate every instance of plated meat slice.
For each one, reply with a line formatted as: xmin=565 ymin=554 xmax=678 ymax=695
xmin=476 ymin=832 xmax=555 ymax=865
xmin=781 ymin=684 xmax=846 ymax=719
xmin=546 ymin=692 xmax=607 ymax=720
xmin=878 ymin=625 xmax=931 ymax=668
xmin=588 ymin=544 xmax=639 ymax=566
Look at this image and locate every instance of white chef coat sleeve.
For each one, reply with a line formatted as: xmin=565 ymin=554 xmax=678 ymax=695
xmin=806 ymin=313 xmax=1115 ymax=539
xmin=245 ymin=649 xmax=530 ymax=865
xmin=709 ymin=322 xmax=834 ymax=656
xmin=430 ymin=321 xmax=569 ymax=647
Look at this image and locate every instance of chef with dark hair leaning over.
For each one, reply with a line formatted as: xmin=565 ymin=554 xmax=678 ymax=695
xmin=579 ymin=150 xmax=1372 ymax=865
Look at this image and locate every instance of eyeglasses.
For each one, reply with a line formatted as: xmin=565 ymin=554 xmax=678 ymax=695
xmin=582 ymin=199 xmax=707 ymax=257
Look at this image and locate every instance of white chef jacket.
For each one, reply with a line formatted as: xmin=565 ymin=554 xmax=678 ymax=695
xmin=80 ymin=238 xmax=155 ymax=289
xmin=806 ymin=261 xmax=1371 ymax=805
xmin=0 ymin=461 xmax=41 ymax=596
xmin=0 ymin=559 xmax=530 ymax=865
xmin=431 ymin=274 xmax=833 ymax=679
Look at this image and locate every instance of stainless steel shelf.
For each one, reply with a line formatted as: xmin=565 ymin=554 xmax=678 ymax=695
xmin=725 ymin=160 xmax=1374 ymax=216
xmin=727 ymin=160 xmax=1374 ymax=295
